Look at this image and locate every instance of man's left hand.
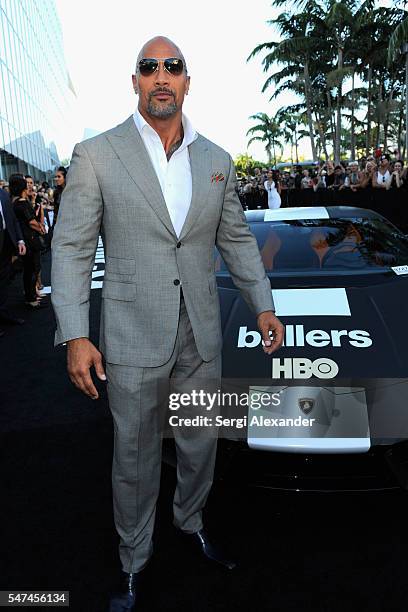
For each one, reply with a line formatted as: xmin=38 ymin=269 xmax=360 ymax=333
xmin=18 ymin=243 xmax=26 ymax=256
xmin=257 ymin=310 xmax=284 ymax=355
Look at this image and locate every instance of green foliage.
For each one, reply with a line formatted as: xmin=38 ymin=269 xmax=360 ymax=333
xmin=234 ymin=154 xmax=267 ymax=176
xmin=248 ymin=0 xmax=407 ymax=161
xmin=246 ymin=112 xmax=284 ymax=165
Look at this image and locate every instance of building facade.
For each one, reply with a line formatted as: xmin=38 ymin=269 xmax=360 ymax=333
xmin=0 ymin=0 xmax=75 ymax=181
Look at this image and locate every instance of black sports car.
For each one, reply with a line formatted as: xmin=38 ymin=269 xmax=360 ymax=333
xmin=214 ymin=206 xmax=408 ymax=491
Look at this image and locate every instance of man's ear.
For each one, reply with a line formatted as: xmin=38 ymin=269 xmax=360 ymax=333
xmin=185 ymin=75 xmax=190 ymax=96
xmin=131 ymin=74 xmax=138 ymax=95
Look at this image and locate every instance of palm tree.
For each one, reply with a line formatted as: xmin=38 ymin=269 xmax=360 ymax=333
xmin=248 ymin=7 xmax=324 ymax=161
xmin=246 ymin=113 xmax=283 ymax=167
xmin=387 ymin=4 xmax=408 ymax=158
xmin=275 ymin=108 xmax=309 ymax=163
xmin=249 ymin=0 xmax=407 ymax=161
xmin=323 ymin=1 xmax=366 ymax=162
xmin=387 ymin=5 xmax=408 ymax=64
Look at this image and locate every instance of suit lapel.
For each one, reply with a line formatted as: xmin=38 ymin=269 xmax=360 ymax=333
xmin=106 ymin=116 xmax=176 ymax=238
xmin=179 ymin=135 xmax=212 ymax=240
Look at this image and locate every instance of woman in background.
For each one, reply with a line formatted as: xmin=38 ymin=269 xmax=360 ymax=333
xmin=52 ymin=166 xmax=67 ymax=228
xmin=387 ymin=160 xmax=405 ymax=189
xmin=10 ymin=176 xmax=47 ymax=309
xmin=33 ymin=191 xmax=46 ymax=295
xmin=264 ymin=170 xmax=281 ymax=209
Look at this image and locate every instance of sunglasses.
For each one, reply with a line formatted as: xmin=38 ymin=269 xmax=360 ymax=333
xmin=138 ymin=57 xmax=184 ymax=77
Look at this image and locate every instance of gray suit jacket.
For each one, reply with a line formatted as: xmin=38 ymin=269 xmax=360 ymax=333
xmin=51 ymin=116 xmax=274 ymax=367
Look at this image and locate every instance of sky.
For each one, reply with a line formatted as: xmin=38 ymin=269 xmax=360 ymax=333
xmin=55 ymin=0 xmax=296 ymax=163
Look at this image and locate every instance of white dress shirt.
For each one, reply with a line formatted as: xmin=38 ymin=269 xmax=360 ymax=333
xmin=133 ymin=108 xmax=198 ymax=237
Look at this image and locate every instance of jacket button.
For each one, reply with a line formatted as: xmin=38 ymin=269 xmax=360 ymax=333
xmin=173 ymin=279 xmax=180 ymax=285
xmin=176 ymin=241 xmax=182 ymax=248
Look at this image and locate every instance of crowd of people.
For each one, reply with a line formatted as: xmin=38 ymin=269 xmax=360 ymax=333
xmin=0 ymin=168 xmax=66 ymax=337
xmin=238 ymin=153 xmax=408 ymax=209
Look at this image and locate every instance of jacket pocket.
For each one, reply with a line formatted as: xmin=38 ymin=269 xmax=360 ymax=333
xmin=105 ymin=257 xmax=136 ymax=275
xmin=102 ymin=279 xmax=137 ymax=301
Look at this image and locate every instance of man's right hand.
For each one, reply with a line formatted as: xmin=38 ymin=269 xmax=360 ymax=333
xmin=67 ymin=338 xmax=106 ymax=400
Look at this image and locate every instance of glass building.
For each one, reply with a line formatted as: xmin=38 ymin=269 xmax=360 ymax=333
xmin=0 ymin=0 xmax=76 ymax=181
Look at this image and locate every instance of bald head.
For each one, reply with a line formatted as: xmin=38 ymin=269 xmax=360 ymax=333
xmin=135 ymin=36 xmax=188 ymax=75
xmin=132 ymin=35 xmax=190 ymax=121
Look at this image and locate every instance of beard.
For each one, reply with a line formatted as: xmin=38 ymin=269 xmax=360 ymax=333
xmin=147 ymin=91 xmax=178 ymax=119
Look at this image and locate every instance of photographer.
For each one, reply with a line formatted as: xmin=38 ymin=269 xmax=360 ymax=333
xmin=314 ymin=165 xmax=329 ymax=191
xmin=242 ymin=178 xmax=254 ymax=209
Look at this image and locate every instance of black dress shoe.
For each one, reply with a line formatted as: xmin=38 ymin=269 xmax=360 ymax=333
xmin=177 ymin=527 xmax=237 ymax=569
xmin=109 ymin=570 xmax=143 ymax=611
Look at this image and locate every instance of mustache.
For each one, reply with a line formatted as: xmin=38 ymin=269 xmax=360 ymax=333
xmin=150 ymin=88 xmax=175 ymax=97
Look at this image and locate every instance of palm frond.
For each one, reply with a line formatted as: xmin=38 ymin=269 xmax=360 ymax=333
xmin=387 ymin=13 xmax=408 ymax=63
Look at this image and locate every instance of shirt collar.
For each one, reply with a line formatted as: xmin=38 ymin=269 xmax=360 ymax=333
xmin=133 ymin=107 xmax=197 ymax=151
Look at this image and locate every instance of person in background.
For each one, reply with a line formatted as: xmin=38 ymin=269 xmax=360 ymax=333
xmin=241 ymin=178 xmax=252 ymax=209
xmin=280 ymin=170 xmax=290 ymax=205
xmin=0 ymin=185 xmax=26 ymax=335
xmin=10 ymin=175 xmax=47 ymax=309
xmin=348 ymin=161 xmax=361 ymax=190
xmin=264 ymin=169 xmax=281 ymax=209
xmin=314 ymin=165 xmax=329 ymax=190
xmin=52 ymin=166 xmax=67 ymax=227
xmin=339 ymin=161 xmax=360 ymax=191
xmin=251 ymin=178 xmax=262 ymax=208
xmin=258 ymin=178 xmax=268 ymax=208
xmin=323 ymin=160 xmax=335 ymax=187
xmin=391 ymin=148 xmax=401 ymax=162
xmin=329 ymin=165 xmax=345 ymax=190
xmin=25 ymin=175 xmax=36 ymax=205
xmin=372 ymin=154 xmax=392 ymax=189
xmin=387 ymin=160 xmax=405 ymax=189
xmin=38 ymin=191 xmax=53 ymax=245
xmin=357 ymin=160 xmax=376 ymax=189
xmin=33 ymin=189 xmax=46 ymax=295
xmin=314 ymin=172 xmax=325 ymax=190
xmin=300 ymin=168 xmax=313 ymax=189
xmin=253 ymin=167 xmax=263 ymax=186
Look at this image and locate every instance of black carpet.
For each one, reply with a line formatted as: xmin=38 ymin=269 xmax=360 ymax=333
xmin=1 ymin=253 xmax=408 ymax=612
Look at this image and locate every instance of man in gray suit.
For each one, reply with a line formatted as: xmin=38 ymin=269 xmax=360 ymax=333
xmin=51 ymin=36 xmax=283 ymax=609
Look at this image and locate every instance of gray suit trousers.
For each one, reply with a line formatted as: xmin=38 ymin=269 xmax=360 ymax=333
xmin=106 ymin=298 xmax=222 ymax=572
